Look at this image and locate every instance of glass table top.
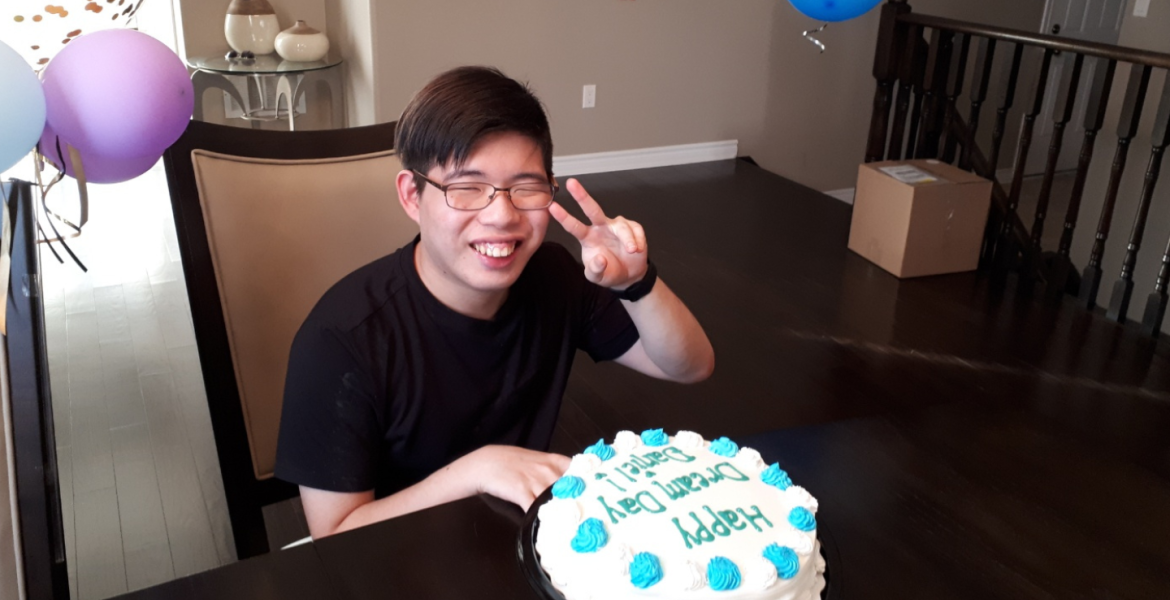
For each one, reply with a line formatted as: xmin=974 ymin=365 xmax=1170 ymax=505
xmin=188 ymin=53 xmax=343 ymax=75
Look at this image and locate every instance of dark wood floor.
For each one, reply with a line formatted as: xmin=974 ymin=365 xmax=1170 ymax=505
xmin=546 ymin=160 xmax=1170 ymax=485
xmin=57 ymin=158 xmax=1170 ymax=599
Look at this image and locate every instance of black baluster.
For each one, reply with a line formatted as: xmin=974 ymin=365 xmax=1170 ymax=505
xmin=960 ymin=37 xmax=997 ymax=170
xmin=987 ymin=44 xmax=1025 ymax=181
xmin=905 ymin=34 xmax=929 ymax=159
xmin=1106 ymin=77 xmax=1170 ymax=323
xmin=866 ymin=0 xmax=912 ymax=162
xmin=1142 ymin=240 xmax=1170 ymax=336
xmin=1022 ymin=52 xmax=1084 ymax=289
xmin=915 ymin=28 xmax=954 ymax=159
xmin=940 ymin=33 xmax=971 ymax=164
xmin=1047 ymin=57 xmax=1116 ymax=300
xmin=995 ymin=47 xmax=1054 ymax=273
xmin=1081 ymin=65 xmax=1152 ymax=309
xmin=888 ymin=24 xmax=923 ymax=161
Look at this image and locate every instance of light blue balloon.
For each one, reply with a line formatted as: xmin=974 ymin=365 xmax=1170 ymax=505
xmin=0 ymin=39 xmax=47 ymax=174
xmin=788 ymin=0 xmax=883 ymax=22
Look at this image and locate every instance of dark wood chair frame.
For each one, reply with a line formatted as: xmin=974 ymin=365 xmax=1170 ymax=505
xmin=161 ymin=119 xmax=399 ymax=559
xmin=5 ymin=179 xmax=70 ymax=600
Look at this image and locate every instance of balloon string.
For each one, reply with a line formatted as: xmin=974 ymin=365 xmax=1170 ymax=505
xmin=33 ymin=137 xmax=88 ymax=272
xmin=803 ymin=23 xmax=829 ymax=53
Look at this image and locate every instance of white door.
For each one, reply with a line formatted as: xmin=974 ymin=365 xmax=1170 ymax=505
xmin=1023 ymin=0 xmax=1125 ymax=175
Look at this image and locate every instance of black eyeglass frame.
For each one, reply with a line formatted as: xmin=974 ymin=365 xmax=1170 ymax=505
xmin=412 ymin=170 xmax=559 ymax=211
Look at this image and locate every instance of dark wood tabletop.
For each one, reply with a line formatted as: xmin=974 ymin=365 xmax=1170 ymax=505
xmin=114 ymin=159 xmax=1170 ymax=599
xmin=116 ymin=399 xmax=1170 ymax=600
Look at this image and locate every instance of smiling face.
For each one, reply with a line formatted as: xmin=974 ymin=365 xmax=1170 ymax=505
xmin=397 ymin=131 xmax=552 ymax=319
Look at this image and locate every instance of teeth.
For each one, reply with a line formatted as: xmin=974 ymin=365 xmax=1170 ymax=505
xmin=474 ymin=242 xmax=516 ymax=258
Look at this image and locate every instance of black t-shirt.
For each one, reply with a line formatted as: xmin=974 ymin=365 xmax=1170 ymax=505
xmin=274 ymin=238 xmax=639 ymax=498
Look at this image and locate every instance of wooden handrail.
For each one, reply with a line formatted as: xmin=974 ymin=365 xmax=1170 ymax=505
xmin=898 ymin=13 xmax=1170 ymax=70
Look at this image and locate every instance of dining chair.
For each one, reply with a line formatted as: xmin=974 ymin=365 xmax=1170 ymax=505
xmin=162 ymin=119 xmax=416 ymax=559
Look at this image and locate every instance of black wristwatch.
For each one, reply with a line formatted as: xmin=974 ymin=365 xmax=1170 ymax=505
xmin=614 ymin=261 xmax=658 ymax=302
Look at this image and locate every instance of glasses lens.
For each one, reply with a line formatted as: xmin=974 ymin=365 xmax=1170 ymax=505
xmin=445 ymin=183 xmax=491 ymax=209
xmin=510 ymin=185 xmax=554 ymax=209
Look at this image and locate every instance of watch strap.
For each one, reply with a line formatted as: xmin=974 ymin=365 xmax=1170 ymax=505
xmin=614 ymin=260 xmax=657 ymax=302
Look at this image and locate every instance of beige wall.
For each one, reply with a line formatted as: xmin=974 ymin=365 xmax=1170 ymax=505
xmin=172 ymin=0 xmax=1046 ymax=189
xmin=325 ymin=0 xmax=377 ymax=127
xmin=368 ymin=0 xmax=1044 ymax=191
xmin=1069 ymin=2 xmax=1170 ymax=331
xmin=371 ymin=0 xmax=774 ymax=164
xmin=758 ymin=0 xmax=1047 ymax=190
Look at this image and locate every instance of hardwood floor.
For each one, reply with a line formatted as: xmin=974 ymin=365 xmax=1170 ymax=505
xmin=41 ymin=163 xmax=233 ymax=600
xmin=41 ymin=157 xmax=1165 ymax=599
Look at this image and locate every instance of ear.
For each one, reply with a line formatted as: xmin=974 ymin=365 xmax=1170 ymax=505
xmin=396 ymin=169 xmax=422 ymax=224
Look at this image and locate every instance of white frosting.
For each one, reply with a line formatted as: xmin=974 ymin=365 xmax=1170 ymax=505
xmin=735 ymin=447 xmax=767 ymax=474
xmin=673 ymin=430 xmax=704 ymax=449
xmin=776 ymin=530 xmax=814 ymax=556
xmin=538 ymin=498 xmax=583 ymax=529
xmin=566 ymin=453 xmax=602 ymax=476
xmin=785 ymin=486 xmax=819 ymax=513
xmin=613 ymin=430 xmax=642 ymax=451
xmin=537 ymin=432 xmax=826 ymax=600
xmin=667 ymin=559 xmax=707 ymax=592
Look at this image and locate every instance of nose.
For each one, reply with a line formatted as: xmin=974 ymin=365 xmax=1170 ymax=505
xmin=477 ymin=189 xmax=521 ymax=226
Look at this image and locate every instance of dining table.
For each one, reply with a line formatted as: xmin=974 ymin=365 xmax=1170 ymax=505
xmin=114 ymin=396 xmax=1170 ymax=599
xmin=110 ymin=159 xmax=1170 ymax=600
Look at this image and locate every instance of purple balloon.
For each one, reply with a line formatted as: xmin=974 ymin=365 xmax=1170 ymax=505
xmin=39 ymin=124 xmax=159 ymax=184
xmin=42 ymin=29 xmax=193 ymax=160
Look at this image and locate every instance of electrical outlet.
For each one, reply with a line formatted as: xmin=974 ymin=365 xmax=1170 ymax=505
xmin=582 ymin=84 xmax=596 ymax=109
xmin=1134 ymin=0 xmax=1150 ymax=17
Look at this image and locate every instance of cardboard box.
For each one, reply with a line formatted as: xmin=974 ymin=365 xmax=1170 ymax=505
xmin=847 ymin=160 xmax=992 ymax=278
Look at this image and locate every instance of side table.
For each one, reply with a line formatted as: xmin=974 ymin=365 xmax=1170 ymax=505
xmin=187 ymin=53 xmax=345 ymax=131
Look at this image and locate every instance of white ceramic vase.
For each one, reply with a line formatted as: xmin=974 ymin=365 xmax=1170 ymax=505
xmin=224 ymin=0 xmax=280 ymax=55
xmin=274 ymin=20 xmax=330 ymax=62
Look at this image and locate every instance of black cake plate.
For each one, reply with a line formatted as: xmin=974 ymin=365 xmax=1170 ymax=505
xmin=517 ymin=486 xmax=837 ymax=599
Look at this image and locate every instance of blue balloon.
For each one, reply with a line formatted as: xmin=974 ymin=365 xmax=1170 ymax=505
xmin=788 ymin=0 xmax=883 ymax=22
xmin=0 ymin=39 xmax=46 ymax=173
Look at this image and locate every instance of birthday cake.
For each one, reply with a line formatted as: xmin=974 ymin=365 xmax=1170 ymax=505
xmin=534 ymin=430 xmax=826 ymax=600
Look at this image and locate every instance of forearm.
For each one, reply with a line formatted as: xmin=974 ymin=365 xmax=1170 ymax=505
xmin=621 ymin=278 xmax=714 ymax=382
xmin=305 ymin=445 xmax=569 ymax=538
xmin=330 ymin=462 xmax=475 ymax=535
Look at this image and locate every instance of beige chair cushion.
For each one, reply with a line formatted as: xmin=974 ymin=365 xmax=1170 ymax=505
xmin=191 ymin=149 xmax=416 ymax=480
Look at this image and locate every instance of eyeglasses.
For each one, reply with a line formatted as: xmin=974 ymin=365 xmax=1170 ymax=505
xmin=412 ymin=170 xmax=558 ymax=211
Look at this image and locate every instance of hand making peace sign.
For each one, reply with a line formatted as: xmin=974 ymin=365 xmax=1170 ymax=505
xmin=548 ymin=178 xmax=649 ymax=290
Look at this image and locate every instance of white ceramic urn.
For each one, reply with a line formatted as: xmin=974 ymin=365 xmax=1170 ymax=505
xmin=224 ymin=0 xmax=281 ymax=55
xmin=275 ymin=20 xmax=330 ymax=62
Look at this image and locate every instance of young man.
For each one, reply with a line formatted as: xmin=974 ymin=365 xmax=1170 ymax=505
xmin=275 ymin=66 xmax=714 ymax=539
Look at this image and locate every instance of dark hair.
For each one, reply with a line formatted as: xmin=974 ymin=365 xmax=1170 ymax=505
xmin=395 ymin=66 xmax=554 ymax=185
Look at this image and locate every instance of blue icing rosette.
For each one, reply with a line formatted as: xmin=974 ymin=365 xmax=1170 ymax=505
xmin=708 ymin=436 xmax=739 ymax=457
xmin=761 ymin=463 xmax=793 ymax=490
xmin=788 ymin=506 xmax=817 ymax=532
xmin=629 ymin=552 xmax=663 ymax=589
xmin=707 ymin=556 xmax=742 ymax=591
xmin=641 ymin=428 xmax=669 ymax=447
xmin=584 ymin=438 xmax=616 ymax=461
xmin=552 ymin=475 xmax=585 ymax=499
xmin=569 ymin=518 xmax=608 ymax=553
xmin=762 ymin=543 xmax=801 ymax=579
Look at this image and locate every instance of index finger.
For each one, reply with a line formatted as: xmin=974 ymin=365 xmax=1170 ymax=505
xmin=566 ymin=178 xmax=609 ymax=226
xmin=548 ymin=201 xmax=590 ymax=241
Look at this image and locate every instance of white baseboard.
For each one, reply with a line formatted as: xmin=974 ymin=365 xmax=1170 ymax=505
xmin=824 ymin=188 xmax=856 ymax=205
xmin=553 ymin=140 xmax=739 ymax=177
